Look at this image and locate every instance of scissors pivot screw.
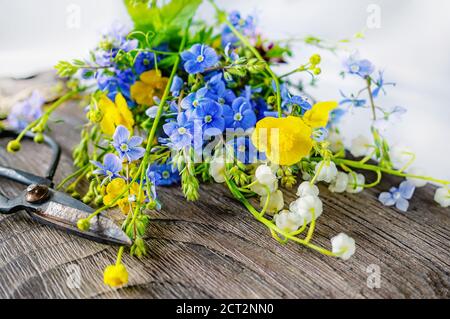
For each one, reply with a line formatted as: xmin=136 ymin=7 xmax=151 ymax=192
xmin=25 ymin=184 xmax=50 ymax=204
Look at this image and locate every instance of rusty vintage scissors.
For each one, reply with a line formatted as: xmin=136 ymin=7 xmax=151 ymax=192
xmin=0 ymin=129 xmax=131 ymax=246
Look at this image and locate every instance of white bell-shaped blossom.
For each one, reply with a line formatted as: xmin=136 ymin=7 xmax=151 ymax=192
xmin=331 ymin=233 xmax=356 ymax=261
xmin=296 ymin=181 xmax=320 ymax=198
xmin=289 ymin=195 xmax=323 ymax=224
xmin=350 ymin=135 xmax=371 ymax=158
xmin=274 ymin=210 xmax=303 ymax=233
xmin=250 ymin=178 xmax=278 ymax=196
xmin=346 ymin=173 xmax=365 ymax=193
xmin=329 ymin=172 xmax=349 ymax=193
xmin=390 ymin=145 xmax=413 ymax=169
xmin=315 ymin=161 xmax=338 ymax=183
xmin=255 ymin=164 xmax=277 ymax=186
xmin=434 ymin=187 xmax=450 ymax=208
xmin=328 ymin=131 xmax=344 ymax=154
xmin=209 ymin=156 xmax=226 ymax=183
xmin=406 ymin=167 xmax=427 ymax=188
xmin=260 ymin=190 xmax=284 ymax=215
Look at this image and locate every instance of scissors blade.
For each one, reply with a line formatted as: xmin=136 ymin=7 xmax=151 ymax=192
xmin=28 ymin=191 xmax=131 ymax=246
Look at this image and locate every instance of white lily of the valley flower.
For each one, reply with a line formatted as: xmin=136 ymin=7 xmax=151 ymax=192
xmin=315 ymin=161 xmax=338 ymax=183
xmin=331 ymin=233 xmax=356 ymax=261
xmin=250 ymin=178 xmax=278 ymax=196
xmin=329 ymin=172 xmax=349 ymax=193
xmin=209 ymin=156 xmax=226 ymax=183
xmin=328 ymin=131 xmax=344 ymax=153
xmin=434 ymin=187 xmax=450 ymax=208
xmin=274 ymin=210 xmax=303 ymax=233
xmin=289 ymin=195 xmax=323 ymax=224
xmin=255 ymin=164 xmax=277 ymax=186
xmin=346 ymin=173 xmax=365 ymax=193
xmin=260 ymin=190 xmax=284 ymax=215
xmin=296 ymin=181 xmax=319 ymax=197
xmin=406 ymin=167 xmax=427 ymax=188
xmin=390 ymin=145 xmax=413 ymax=169
xmin=350 ymin=135 xmax=371 ymax=158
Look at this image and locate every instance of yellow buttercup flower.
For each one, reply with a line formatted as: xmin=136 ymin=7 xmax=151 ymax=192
xmin=251 ymin=101 xmax=338 ymax=166
xmin=302 ymin=101 xmax=338 ymax=128
xmin=131 ymin=70 xmax=169 ymax=105
xmin=104 ymin=264 xmax=128 ymax=287
xmin=103 ymin=178 xmax=144 ymax=215
xmin=98 ymin=93 xmax=134 ymax=136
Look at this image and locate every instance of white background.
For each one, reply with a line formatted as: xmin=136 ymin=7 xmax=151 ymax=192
xmin=0 ymin=0 xmax=449 ymax=181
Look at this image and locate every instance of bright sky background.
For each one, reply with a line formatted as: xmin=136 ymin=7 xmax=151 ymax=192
xmin=0 ymin=0 xmax=449 ymax=181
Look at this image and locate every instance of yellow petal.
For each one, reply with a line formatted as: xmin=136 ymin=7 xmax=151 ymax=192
xmin=100 ymin=108 xmax=119 ymax=136
xmin=251 ymin=116 xmax=313 ymax=166
xmin=303 ymin=101 xmax=338 ymax=129
xmin=98 ymin=95 xmax=116 ymax=111
xmin=106 ymin=178 xmax=126 ymax=195
xmin=140 ymin=70 xmax=161 ymax=84
xmin=104 ymin=264 xmax=128 ymax=287
xmin=115 ymin=93 xmax=135 ymax=130
xmin=131 ymin=81 xmax=154 ymax=106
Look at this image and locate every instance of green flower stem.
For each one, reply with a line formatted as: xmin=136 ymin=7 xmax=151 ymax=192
xmin=84 ymin=20 xmax=193 ymax=226
xmin=224 ymin=175 xmax=337 ymax=257
xmin=56 ymin=164 xmax=90 ymax=190
xmin=364 ymin=169 xmax=382 ymax=188
xmin=304 ymin=210 xmax=316 ymax=243
xmin=259 ymin=185 xmax=271 ymax=217
xmin=210 ymin=0 xmax=282 ymax=118
xmin=310 ymin=160 xmax=325 ymax=185
xmin=279 ymin=64 xmax=311 ymax=79
xmin=359 ymin=148 xmax=376 ymax=165
xmin=241 ymin=180 xmax=258 ymax=189
xmin=115 ymin=246 xmax=124 ymax=266
xmin=13 ymin=90 xmax=79 ymax=144
xmin=129 ymin=19 xmax=193 ymax=228
xmin=399 ymin=152 xmax=416 ymax=173
xmin=366 ymin=77 xmax=377 ymax=121
xmin=333 ymin=158 xmax=450 ymax=186
xmin=290 ymin=219 xmax=308 ymax=236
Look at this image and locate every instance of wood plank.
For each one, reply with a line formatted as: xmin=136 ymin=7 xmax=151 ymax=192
xmin=0 ymin=73 xmax=449 ymax=299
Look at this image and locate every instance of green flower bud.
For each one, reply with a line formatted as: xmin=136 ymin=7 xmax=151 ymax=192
xmin=310 ymin=54 xmax=321 ymax=65
xmin=34 ymin=133 xmax=45 ymax=144
xmin=66 ymin=184 xmax=76 ymax=193
xmin=7 ymin=140 xmax=21 ymax=153
xmin=313 ymin=67 xmax=322 ymax=75
xmin=31 ymin=122 xmax=45 ymax=133
xmin=77 ymin=218 xmax=91 ymax=231
xmin=146 ymin=201 xmax=157 ymax=210
xmin=71 ymin=192 xmax=81 ymax=200
xmin=82 ymin=193 xmax=94 ymax=204
xmin=95 ymin=195 xmax=104 ymax=206
xmin=131 ymin=237 xmax=147 ymax=258
xmin=88 ymin=109 xmax=103 ymax=123
xmin=267 ymin=96 xmax=277 ymax=105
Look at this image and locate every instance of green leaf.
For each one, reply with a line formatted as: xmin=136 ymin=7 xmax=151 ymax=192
xmin=124 ymin=0 xmax=202 ymax=45
xmin=158 ymin=55 xmax=178 ymax=68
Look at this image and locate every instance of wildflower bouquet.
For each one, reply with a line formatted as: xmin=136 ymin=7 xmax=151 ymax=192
xmin=4 ymin=0 xmax=449 ymax=287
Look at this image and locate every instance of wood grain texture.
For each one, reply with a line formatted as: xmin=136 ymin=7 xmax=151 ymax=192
xmin=0 ymin=73 xmax=449 ymax=299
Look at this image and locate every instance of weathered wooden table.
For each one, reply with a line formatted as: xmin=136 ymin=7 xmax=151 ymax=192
xmin=0 ymin=73 xmax=449 ymax=299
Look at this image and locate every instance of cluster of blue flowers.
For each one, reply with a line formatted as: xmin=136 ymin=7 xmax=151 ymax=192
xmin=160 ymin=37 xmax=314 ymax=164
xmin=8 ymin=90 xmax=44 ymax=131
xmin=92 ymin=125 xmax=178 ymax=191
xmin=163 ymin=46 xmax=262 ymax=155
xmin=90 ymin=11 xmax=313 ymax=190
xmin=221 ymin=11 xmax=256 ymax=47
xmin=329 ymin=54 xmax=399 ymax=129
xmin=88 ymin=23 xmax=167 ymax=106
